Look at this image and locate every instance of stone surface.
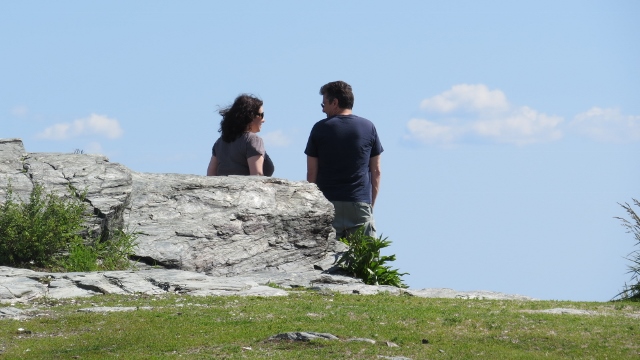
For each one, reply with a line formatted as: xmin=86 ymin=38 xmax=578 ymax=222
xmin=0 ymin=266 xmax=291 ymax=303
xmin=405 ymin=288 xmax=534 ymax=301
xmin=0 ymin=138 xmax=132 ymax=239
xmin=0 ymin=138 xmax=32 ymax=201
xmin=0 ymin=306 xmax=28 ymax=320
xmin=125 ymin=172 xmax=339 ymax=275
xmin=268 ymin=332 xmax=340 ymax=341
xmin=348 ymin=338 xmax=376 ymax=344
xmin=0 ymin=265 xmax=536 ymax=304
xmin=78 ymin=306 xmax=153 ymax=313
xmin=0 ymin=138 xmax=341 ymax=274
xmin=521 ymin=308 xmax=597 ymax=315
xmin=0 ymin=138 xmax=537 ymax=305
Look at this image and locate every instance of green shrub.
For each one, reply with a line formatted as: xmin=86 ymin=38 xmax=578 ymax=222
xmin=336 ymin=227 xmax=408 ymax=288
xmin=614 ymin=199 xmax=640 ymax=301
xmin=0 ymin=181 xmax=137 ymax=272
xmin=0 ymin=182 xmax=85 ymax=268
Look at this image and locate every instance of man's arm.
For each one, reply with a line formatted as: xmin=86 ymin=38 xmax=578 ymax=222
xmin=369 ymin=155 xmax=381 ymax=208
xmin=306 ymin=156 xmax=318 ymax=183
xmin=207 ymin=155 xmax=218 ymax=176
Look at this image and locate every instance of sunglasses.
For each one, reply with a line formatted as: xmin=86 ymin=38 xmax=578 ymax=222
xmin=257 ymin=112 xmax=264 ymax=119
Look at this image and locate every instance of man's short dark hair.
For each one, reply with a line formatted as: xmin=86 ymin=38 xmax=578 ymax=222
xmin=320 ymin=81 xmax=354 ymax=109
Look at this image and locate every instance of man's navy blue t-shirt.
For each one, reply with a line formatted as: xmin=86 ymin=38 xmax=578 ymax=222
xmin=304 ymin=114 xmax=383 ymax=203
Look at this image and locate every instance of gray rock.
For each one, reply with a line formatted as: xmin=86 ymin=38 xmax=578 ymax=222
xmin=0 ymin=139 xmax=536 ymax=305
xmin=0 ymin=138 xmax=339 ymax=275
xmin=24 ymin=152 xmax=133 ymax=239
xmin=77 ymin=306 xmax=153 ymax=313
xmin=0 ymin=307 xmax=27 ymax=320
xmin=348 ymin=338 xmax=376 ymax=344
xmin=125 ymin=172 xmax=336 ymax=275
xmin=0 ymin=139 xmax=133 ymax=240
xmin=268 ymin=332 xmax=339 ymax=341
xmin=405 ymin=288 xmax=535 ymax=300
xmin=0 ymin=138 xmax=32 ymax=202
xmin=522 ymin=308 xmax=596 ymax=315
xmin=0 ymin=264 xmax=536 ymax=304
xmin=0 ymin=266 xmax=290 ymax=303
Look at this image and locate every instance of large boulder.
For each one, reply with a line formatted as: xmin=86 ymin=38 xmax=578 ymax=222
xmin=0 ymin=138 xmax=32 ymax=201
xmin=0 ymin=138 xmax=132 ymax=240
xmin=0 ymin=138 xmax=340 ymax=275
xmin=125 ymin=172 xmax=337 ymax=275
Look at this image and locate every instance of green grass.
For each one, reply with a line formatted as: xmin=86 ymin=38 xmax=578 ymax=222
xmin=1 ymin=291 xmax=639 ymax=359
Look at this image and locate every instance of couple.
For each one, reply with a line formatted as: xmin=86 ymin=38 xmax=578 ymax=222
xmin=206 ymin=81 xmax=383 ymax=239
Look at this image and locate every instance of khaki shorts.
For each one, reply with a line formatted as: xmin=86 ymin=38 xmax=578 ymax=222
xmin=331 ymin=201 xmax=377 ymax=239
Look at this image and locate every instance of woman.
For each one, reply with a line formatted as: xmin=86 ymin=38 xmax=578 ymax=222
xmin=207 ymin=94 xmax=274 ymax=176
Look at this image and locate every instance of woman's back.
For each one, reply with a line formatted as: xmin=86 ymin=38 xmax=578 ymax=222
xmin=213 ymin=132 xmax=274 ymax=176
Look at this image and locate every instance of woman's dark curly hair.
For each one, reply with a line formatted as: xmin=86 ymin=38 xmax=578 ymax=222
xmin=218 ymin=94 xmax=263 ymax=142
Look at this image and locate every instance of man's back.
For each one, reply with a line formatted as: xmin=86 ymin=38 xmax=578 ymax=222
xmin=305 ymin=114 xmax=383 ymax=203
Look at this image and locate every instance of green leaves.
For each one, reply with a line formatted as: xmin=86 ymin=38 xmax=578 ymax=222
xmin=0 ymin=182 xmax=85 ymax=268
xmin=615 ymin=199 xmax=640 ymax=301
xmin=336 ymin=227 xmax=408 ymax=288
xmin=0 ymin=181 xmax=137 ymax=272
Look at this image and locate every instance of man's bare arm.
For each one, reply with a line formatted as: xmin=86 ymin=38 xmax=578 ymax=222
xmin=306 ymin=156 xmax=318 ymax=183
xmin=369 ymin=155 xmax=381 ymax=209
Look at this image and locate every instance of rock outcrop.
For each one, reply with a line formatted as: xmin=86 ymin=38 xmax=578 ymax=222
xmin=0 ymin=265 xmax=535 ymax=304
xmin=126 ymin=173 xmax=337 ymax=275
xmin=0 ymin=138 xmax=340 ymax=275
xmin=0 ymin=138 xmax=536 ymax=304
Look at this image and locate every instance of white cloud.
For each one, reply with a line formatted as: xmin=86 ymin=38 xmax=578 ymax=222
xmin=261 ymin=130 xmax=291 ymax=147
xmin=84 ymin=141 xmax=104 ymax=155
xmin=407 ymin=84 xmax=564 ymax=146
xmin=37 ymin=114 xmax=123 ymax=140
xmin=11 ymin=105 xmax=29 ymax=117
xmin=472 ymin=107 xmax=563 ymax=145
xmin=420 ymin=84 xmax=509 ymax=113
xmin=570 ymin=107 xmax=640 ymax=142
xmin=405 ymin=119 xmax=460 ymax=145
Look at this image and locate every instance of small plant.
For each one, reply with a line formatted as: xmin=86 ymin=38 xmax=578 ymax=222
xmin=0 ymin=182 xmax=86 ymax=268
xmin=336 ymin=227 xmax=408 ymax=288
xmin=0 ymin=181 xmax=137 ymax=272
xmin=614 ymin=199 xmax=640 ymax=301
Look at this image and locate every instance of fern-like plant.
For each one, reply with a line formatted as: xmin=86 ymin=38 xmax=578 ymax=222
xmin=336 ymin=227 xmax=408 ymax=288
xmin=614 ymin=199 xmax=640 ymax=301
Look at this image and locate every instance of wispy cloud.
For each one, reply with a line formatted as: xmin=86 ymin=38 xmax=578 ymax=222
xmin=405 ymin=119 xmax=460 ymax=146
xmin=11 ymin=105 xmax=29 ymax=117
xmin=262 ymin=130 xmax=291 ymax=147
xmin=420 ymin=84 xmax=509 ymax=113
xmin=471 ymin=106 xmax=563 ymax=145
xmin=36 ymin=114 xmax=124 ymax=140
xmin=84 ymin=141 xmax=104 ymax=155
xmin=406 ymin=84 xmax=563 ymax=146
xmin=569 ymin=107 xmax=640 ymax=143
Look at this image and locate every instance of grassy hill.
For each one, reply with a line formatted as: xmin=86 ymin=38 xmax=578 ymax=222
xmin=1 ymin=290 xmax=639 ymax=359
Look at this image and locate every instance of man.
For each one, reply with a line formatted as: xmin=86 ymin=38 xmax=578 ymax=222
xmin=304 ymin=80 xmax=383 ymax=239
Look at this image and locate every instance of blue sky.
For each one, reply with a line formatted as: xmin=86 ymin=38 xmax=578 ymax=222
xmin=2 ymin=1 xmax=639 ymax=301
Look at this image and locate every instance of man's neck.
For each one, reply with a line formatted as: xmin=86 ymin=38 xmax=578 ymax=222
xmin=335 ymin=109 xmax=352 ymax=116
